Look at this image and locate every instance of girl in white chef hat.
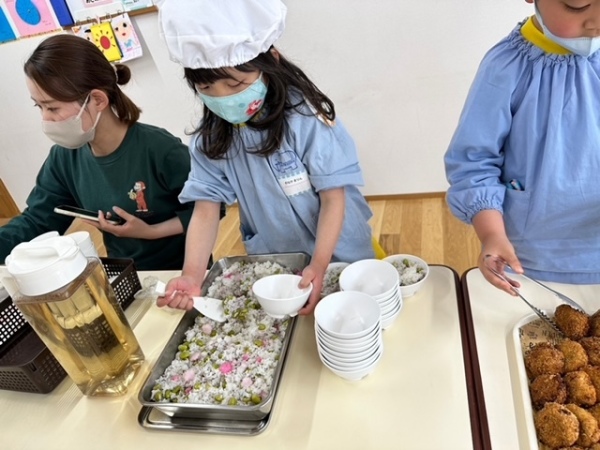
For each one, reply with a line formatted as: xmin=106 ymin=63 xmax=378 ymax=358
xmin=156 ymin=0 xmax=385 ymax=314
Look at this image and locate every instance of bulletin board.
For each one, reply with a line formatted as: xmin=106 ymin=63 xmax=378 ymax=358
xmin=0 ymin=0 xmax=155 ymax=44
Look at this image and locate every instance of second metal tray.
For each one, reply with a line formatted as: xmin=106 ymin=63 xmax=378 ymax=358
xmin=137 ymin=253 xmax=310 ymax=421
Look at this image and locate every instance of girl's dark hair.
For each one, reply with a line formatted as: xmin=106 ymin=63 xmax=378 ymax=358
xmin=24 ymin=34 xmax=141 ymax=125
xmin=184 ymin=47 xmax=335 ymax=159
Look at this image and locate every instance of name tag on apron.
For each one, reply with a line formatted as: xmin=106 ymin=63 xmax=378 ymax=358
xmin=278 ymin=171 xmax=312 ymax=197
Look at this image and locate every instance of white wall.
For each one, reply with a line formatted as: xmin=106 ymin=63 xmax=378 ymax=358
xmin=0 ymin=1 xmax=532 ymax=209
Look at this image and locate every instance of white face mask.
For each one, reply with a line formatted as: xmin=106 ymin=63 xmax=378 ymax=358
xmin=42 ymin=95 xmax=102 ymax=149
xmin=535 ymin=5 xmax=600 ymax=57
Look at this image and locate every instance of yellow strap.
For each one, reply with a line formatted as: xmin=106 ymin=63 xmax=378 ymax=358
xmin=372 ymin=237 xmax=387 ymax=259
xmin=520 ymin=16 xmax=570 ymax=55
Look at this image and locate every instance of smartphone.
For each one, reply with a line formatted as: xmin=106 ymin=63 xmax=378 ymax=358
xmin=54 ymin=205 xmax=122 ymax=225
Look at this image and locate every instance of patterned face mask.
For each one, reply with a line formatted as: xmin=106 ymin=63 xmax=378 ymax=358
xmin=198 ymin=74 xmax=267 ymax=124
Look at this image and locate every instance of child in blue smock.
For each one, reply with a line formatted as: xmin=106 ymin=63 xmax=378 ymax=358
xmin=445 ymin=0 xmax=600 ymax=293
xmin=156 ymin=0 xmax=378 ymax=313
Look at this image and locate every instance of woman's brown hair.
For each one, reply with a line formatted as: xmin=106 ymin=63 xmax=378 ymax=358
xmin=24 ymin=34 xmax=141 ymax=125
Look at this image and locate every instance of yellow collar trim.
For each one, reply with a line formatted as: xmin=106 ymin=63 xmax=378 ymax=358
xmin=521 ymin=16 xmax=571 ymax=55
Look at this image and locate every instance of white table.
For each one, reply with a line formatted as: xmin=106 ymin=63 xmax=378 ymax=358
xmin=1 ymin=266 xmax=477 ymax=450
xmin=462 ymin=268 xmax=600 ymax=450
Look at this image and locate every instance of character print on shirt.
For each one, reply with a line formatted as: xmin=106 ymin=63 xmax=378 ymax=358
xmin=128 ymin=181 xmax=148 ymax=212
xmin=270 ymin=150 xmax=312 ymax=197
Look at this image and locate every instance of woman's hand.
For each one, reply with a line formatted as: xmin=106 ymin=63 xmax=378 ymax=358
xmin=297 ymin=262 xmax=326 ymax=315
xmin=156 ymin=275 xmax=202 ymax=310
xmin=95 ymin=206 xmax=152 ymax=238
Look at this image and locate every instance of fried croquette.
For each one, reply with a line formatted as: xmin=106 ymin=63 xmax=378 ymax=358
xmin=581 ymin=338 xmax=600 ymax=366
xmin=538 ymin=445 xmax=585 ymax=450
xmin=588 ymin=404 xmax=600 ymax=425
xmin=530 ymin=374 xmax=568 ymax=409
xmin=526 ymin=342 xmax=566 ymax=380
xmin=566 ymin=404 xmax=600 ymax=447
xmin=565 ymin=371 xmax=597 ymax=406
xmin=555 ymin=305 xmax=590 ymax=340
xmin=583 ymin=366 xmax=600 ymax=399
xmin=589 ymin=311 xmax=600 ymax=338
xmin=559 ymin=340 xmax=589 ymax=372
xmin=535 ymin=402 xmax=580 ymax=448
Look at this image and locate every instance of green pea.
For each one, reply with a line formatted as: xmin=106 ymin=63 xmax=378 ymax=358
xmin=152 ymin=391 xmax=163 ymax=401
xmin=228 ymin=398 xmax=238 ymax=406
xmin=178 ymin=343 xmax=189 ymax=352
xmin=179 ymin=350 xmax=191 ymax=360
xmin=258 ymin=324 xmax=267 ymax=331
xmin=251 ymin=394 xmax=262 ymax=404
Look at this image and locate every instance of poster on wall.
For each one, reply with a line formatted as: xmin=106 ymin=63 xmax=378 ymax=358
xmin=65 ymin=0 xmax=122 ymax=22
xmin=121 ymin=0 xmax=153 ymax=12
xmin=111 ymin=13 xmax=142 ymax=61
xmin=48 ymin=0 xmax=73 ymax=26
xmin=0 ymin=4 xmax=17 ymax=42
xmin=4 ymin=0 xmax=59 ymax=38
xmin=89 ymin=20 xmax=121 ymax=61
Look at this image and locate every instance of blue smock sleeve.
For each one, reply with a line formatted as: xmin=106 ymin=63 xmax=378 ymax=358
xmin=444 ymin=41 xmax=525 ymax=224
xmin=288 ymin=112 xmax=364 ymax=192
xmin=179 ymin=134 xmax=237 ymax=205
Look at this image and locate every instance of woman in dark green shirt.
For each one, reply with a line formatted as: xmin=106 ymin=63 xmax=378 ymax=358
xmin=0 ymin=34 xmax=197 ymax=270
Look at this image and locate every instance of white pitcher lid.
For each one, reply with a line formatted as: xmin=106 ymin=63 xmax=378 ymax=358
xmin=5 ymin=236 xmax=88 ymax=296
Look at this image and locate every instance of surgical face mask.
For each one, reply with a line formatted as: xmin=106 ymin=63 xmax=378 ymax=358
xmin=198 ymin=75 xmax=267 ymax=124
xmin=42 ymin=95 xmax=102 ymax=149
xmin=535 ymin=5 xmax=600 ymax=57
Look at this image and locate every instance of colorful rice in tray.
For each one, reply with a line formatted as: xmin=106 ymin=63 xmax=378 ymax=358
xmin=150 ymin=261 xmax=293 ymax=406
xmin=321 ymin=265 xmax=346 ymax=298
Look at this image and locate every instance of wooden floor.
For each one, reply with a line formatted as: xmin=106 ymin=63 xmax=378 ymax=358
xmin=49 ymin=194 xmax=482 ymax=278
xmin=196 ymin=195 xmax=480 ymax=277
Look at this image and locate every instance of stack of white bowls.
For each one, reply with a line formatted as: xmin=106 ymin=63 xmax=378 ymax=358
xmin=314 ymin=291 xmax=383 ymax=381
xmin=339 ymin=259 xmax=402 ymax=329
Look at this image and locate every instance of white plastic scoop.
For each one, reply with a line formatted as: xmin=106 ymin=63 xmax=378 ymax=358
xmin=154 ymin=281 xmax=226 ymax=322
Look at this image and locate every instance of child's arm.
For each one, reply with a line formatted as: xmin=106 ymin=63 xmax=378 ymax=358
xmin=157 ymin=200 xmax=221 ymax=310
xmin=298 ymin=187 xmax=345 ymax=315
xmin=472 ymin=209 xmax=524 ymax=294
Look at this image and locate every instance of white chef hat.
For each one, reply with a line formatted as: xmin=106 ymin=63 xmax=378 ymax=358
xmin=157 ymin=0 xmax=287 ymax=69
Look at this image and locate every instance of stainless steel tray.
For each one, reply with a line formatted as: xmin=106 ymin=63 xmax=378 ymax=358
xmin=138 ymin=406 xmax=270 ymax=435
xmin=137 ymin=253 xmax=310 ymax=421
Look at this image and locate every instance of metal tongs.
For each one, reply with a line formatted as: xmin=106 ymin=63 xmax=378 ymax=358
xmin=483 ymin=255 xmax=585 ymax=334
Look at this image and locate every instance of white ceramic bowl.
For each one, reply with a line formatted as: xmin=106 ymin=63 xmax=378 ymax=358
xmin=316 ymin=321 xmax=381 ymax=345
xmin=339 ymin=259 xmax=399 ymax=299
xmin=252 ymin=274 xmax=312 ymax=318
xmin=381 ymin=302 xmax=403 ymax=330
xmin=383 ymin=254 xmax=429 ymax=298
xmin=319 ymin=344 xmax=383 ymax=370
xmin=324 ymin=351 xmax=384 ymax=381
xmin=318 ymin=338 xmax=383 ymax=363
xmin=314 ymin=291 xmax=381 ymax=339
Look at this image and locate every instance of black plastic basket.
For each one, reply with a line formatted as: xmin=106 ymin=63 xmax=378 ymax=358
xmin=0 ymin=257 xmax=141 ymax=394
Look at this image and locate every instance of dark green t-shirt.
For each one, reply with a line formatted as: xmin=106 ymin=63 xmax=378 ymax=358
xmin=0 ymin=123 xmax=193 ymax=270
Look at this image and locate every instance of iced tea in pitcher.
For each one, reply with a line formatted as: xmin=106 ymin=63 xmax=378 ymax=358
xmin=5 ymin=236 xmax=144 ymax=396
